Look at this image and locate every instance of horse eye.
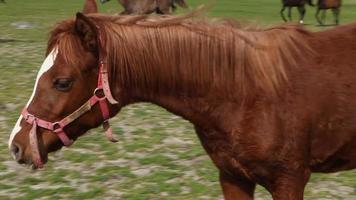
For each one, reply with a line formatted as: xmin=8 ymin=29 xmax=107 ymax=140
xmin=53 ymin=78 xmax=73 ymax=92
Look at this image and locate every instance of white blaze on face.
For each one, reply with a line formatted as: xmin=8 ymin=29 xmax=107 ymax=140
xmin=8 ymin=48 xmax=58 ymax=149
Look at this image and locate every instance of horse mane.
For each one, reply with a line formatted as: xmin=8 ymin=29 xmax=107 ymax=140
xmin=48 ymin=12 xmax=314 ymax=99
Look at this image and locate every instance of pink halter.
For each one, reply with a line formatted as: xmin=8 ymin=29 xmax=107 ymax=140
xmin=21 ymin=61 xmax=118 ymax=168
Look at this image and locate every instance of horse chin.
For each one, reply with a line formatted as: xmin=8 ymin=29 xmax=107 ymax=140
xmin=30 ymin=140 xmax=66 ymax=170
xmin=20 ymin=152 xmax=48 ymax=170
xmin=31 ymin=155 xmax=48 ymax=170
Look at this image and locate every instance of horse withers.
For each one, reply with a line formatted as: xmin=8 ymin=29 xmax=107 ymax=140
xmin=316 ymin=0 xmax=342 ymax=25
xmin=100 ymin=0 xmax=188 ymax=15
xmin=9 ymin=12 xmax=356 ymax=199
xmin=281 ymin=0 xmax=314 ymax=24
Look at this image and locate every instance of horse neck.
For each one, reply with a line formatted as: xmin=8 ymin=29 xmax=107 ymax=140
xmin=121 ymin=87 xmax=222 ymax=130
xmin=104 ymin=21 xmax=288 ymax=128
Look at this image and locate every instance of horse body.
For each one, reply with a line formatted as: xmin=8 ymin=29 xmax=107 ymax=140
xmin=318 ymin=0 xmax=341 ymax=8
xmin=8 ymin=13 xmax=356 ymax=199
xmin=280 ymin=0 xmax=314 ymax=24
xmin=316 ymin=0 xmax=342 ymax=25
xmin=119 ymin=0 xmax=157 ymax=15
xmin=307 ymin=25 xmax=356 ymax=172
xmin=83 ymin=0 xmax=98 ymax=14
xmin=101 ymin=0 xmax=188 ymax=14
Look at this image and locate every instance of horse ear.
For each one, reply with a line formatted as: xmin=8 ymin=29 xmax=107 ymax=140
xmin=75 ymin=12 xmax=98 ymax=51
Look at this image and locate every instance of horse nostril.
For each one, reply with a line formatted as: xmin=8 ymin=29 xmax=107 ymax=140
xmin=10 ymin=143 xmax=23 ymax=162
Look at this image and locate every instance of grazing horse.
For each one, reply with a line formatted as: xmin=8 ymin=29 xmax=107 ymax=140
xmin=281 ymin=0 xmax=314 ymax=24
xmin=100 ymin=0 xmax=188 ymax=15
xmin=316 ymin=0 xmax=342 ymax=25
xmin=9 ymin=12 xmax=356 ymax=199
xmin=83 ymin=0 xmax=98 ymax=14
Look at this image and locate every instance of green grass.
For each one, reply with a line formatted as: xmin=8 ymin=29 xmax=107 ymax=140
xmin=1 ymin=0 xmax=356 ymax=199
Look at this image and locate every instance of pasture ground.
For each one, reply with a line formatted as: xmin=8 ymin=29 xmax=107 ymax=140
xmin=0 ymin=0 xmax=355 ymax=199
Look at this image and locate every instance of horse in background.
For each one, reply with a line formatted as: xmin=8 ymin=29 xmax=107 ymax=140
xmin=280 ymin=0 xmax=314 ymax=24
xmin=100 ymin=0 xmax=188 ymax=15
xmin=316 ymin=0 xmax=342 ymax=25
xmin=0 ymin=0 xmax=6 ymax=3
xmin=83 ymin=0 xmax=98 ymax=14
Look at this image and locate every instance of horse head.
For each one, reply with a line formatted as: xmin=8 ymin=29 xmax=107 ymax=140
xmin=9 ymin=13 xmax=122 ymax=169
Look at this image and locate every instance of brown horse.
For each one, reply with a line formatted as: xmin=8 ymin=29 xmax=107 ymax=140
xmin=100 ymin=0 xmax=188 ymax=15
xmin=9 ymin=12 xmax=356 ymax=199
xmin=316 ymin=0 xmax=342 ymax=25
xmin=281 ymin=0 xmax=314 ymax=24
xmin=83 ymin=0 xmax=98 ymax=14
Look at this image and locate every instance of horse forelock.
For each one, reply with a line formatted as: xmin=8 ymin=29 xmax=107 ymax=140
xmin=47 ymin=19 xmax=87 ymax=69
xmin=49 ymin=13 xmax=314 ymax=99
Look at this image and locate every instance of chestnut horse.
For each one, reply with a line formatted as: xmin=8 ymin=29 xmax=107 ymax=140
xmin=100 ymin=0 xmax=188 ymax=15
xmin=280 ymin=0 xmax=314 ymax=24
xmin=315 ymin=0 xmax=342 ymax=25
xmin=9 ymin=12 xmax=356 ymax=199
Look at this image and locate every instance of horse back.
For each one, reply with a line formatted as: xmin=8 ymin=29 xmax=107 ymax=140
xmin=282 ymin=0 xmax=308 ymax=6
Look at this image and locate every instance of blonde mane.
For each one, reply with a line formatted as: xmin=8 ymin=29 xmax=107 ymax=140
xmin=49 ymin=13 xmax=313 ymax=98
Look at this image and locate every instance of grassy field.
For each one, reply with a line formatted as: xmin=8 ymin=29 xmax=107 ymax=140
xmin=0 ymin=0 xmax=356 ymax=199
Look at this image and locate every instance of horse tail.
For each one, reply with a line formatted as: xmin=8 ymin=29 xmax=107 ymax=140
xmin=307 ymin=0 xmax=315 ymax=6
xmin=174 ymin=0 xmax=188 ymax=8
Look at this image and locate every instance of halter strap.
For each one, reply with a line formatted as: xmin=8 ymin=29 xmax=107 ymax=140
xmin=99 ymin=61 xmax=118 ymax=104
xmin=21 ymin=60 xmax=118 ymax=168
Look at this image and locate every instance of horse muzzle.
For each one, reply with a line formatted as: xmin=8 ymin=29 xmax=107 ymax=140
xmin=10 ymin=141 xmax=48 ymax=169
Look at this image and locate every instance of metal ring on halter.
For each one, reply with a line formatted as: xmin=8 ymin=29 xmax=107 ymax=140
xmin=25 ymin=114 xmax=36 ymax=124
xmin=93 ymin=87 xmax=107 ymax=101
xmin=25 ymin=113 xmax=34 ymax=120
xmin=52 ymin=122 xmax=63 ymax=132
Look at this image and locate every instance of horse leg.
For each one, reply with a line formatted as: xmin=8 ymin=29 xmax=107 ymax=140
xmin=315 ymin=9 xmax=323 ymax=25
xmin=194 ymin=126 xmax=256 ymax=200
xmin=280 ymin=6 xmax=287 ymax=22
xmin=332 ymin=8 xmax=340 ymax=25
xmin=288 ymin=7 xmax=292 ymax=21
xmin=297 ymin=6 xmax=306 ymax=24
xmin=219 ymin=171 xmax=256 ymax=200
xmin=269 ymin=169 xmax=310 ymax=200
xmin=321 ymin=10 xmax=326 ymax=25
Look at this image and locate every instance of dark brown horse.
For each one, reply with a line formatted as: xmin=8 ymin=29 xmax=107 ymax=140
xmin=281 ymin=0 xmax=314 ymax=24
xmin=100 ymin=0 xmax=188 ymax=15
xmin=9 ymin=12 xmax=356 ymax=199
xmin=316 ymin=0 xmax=342 ymax=25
